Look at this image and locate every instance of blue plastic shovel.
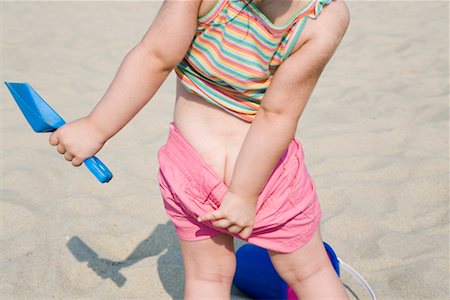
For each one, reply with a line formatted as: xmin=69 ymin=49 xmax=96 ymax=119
xmin=4 ymin=82 xmax=113 ymax=183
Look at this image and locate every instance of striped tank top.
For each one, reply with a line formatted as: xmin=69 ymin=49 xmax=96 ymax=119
xmin=175 ymin=0 xmax=335 ymax=123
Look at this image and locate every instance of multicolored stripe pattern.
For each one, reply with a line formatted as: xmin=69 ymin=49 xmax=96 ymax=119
xmin=175 ymin=0 xmax=335 ymax=123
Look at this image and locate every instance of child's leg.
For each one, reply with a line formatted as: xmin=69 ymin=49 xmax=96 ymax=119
xmin=178 ymin=232 xmax=236 ymax=300
xmin=268 ymin=225 xmax=349 ymax=299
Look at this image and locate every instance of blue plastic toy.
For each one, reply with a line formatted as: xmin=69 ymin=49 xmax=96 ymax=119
xmin=233 ymin=242 xmax=376 ymax=300
xmin=4 ymin=82 xmax=113 ymax=183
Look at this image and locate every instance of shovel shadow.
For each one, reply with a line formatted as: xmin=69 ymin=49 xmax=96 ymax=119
xmin=66 ymin=221 xmax=251 ymax=299
xmin=66 ymin=221 xmax=184 ymax=298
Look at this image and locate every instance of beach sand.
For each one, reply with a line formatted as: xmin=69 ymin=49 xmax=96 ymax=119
xmin=1 ymin=0 xmax=448 ymax=299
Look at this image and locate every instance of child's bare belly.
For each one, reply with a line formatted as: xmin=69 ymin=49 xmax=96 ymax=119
xmin=173 ymin=78 xmax=251 ymax=187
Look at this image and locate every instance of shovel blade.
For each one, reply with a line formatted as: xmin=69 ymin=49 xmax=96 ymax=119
xmin=5 ymin=82 xmax=65 ymax=132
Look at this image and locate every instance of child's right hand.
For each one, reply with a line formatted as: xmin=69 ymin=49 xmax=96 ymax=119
xmin=49 ymin=117 xmax=107 ymax=167
xmin=197 ymin=191 xmax=257 ymax=239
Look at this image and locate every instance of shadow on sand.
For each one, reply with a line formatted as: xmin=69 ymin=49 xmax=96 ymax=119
xmin=66 ymin=220 xmax=251 ymax=299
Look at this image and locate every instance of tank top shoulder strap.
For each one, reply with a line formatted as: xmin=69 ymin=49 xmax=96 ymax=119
xmin=308 ymin=0 xmax=335 ymax=20
xmin=282 ymin=16 xmax=309 ymax=59
xmin=198 ymin=0 xmax=229 ymax=25
xmin=289 ymin=0 xmax=335 ymax=24
xmin=282 ymin=0 xmax=336 ymax=59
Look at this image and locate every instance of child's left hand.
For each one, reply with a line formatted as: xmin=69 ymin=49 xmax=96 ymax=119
xmin=197 ymin=191 xmax=257 ymax=239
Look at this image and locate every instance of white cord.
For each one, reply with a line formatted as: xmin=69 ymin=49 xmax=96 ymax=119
xmin=337 ymin=257 xmax=377 ymax=300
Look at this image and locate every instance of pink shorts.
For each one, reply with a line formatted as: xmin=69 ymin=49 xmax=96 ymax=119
xmin=156 ymin=121 xmax=322 ymax=253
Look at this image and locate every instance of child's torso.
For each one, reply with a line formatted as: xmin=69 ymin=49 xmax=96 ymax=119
xmin=173 ymin=0 xmax=328 ymax=186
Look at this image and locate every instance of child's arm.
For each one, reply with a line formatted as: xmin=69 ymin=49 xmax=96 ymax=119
xmin=229 ymin=1 xmax=350 ymax=200
xmin=88 ymin=0 xmax=202 ymax=140
xmin=49 ymin=0 xmax=202 ymax=166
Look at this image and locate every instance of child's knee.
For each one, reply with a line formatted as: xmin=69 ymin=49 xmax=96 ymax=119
xmin=180 ymin=234 xmax=236 ymax=284
xmin=267 ymin=226 xmax=331 ymax=283
xmin=185 ymin=255 xmax=236 ymax=284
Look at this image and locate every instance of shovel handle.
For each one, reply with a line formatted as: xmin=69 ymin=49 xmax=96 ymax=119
xmin=84 ymin=156 xmax=113 ymax=183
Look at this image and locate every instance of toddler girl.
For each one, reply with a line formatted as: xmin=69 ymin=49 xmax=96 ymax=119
xmin=49 ymin=0 xmax=350 ymax=298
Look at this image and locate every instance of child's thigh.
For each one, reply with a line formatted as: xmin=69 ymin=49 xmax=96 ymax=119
xmin=178 ymin=233 xmax=236 ymax=281
xmin=267 ymin=225 xmax=332 ymax=281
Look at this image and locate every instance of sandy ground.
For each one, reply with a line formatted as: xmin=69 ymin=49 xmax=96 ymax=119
xmin=1 ymin=0 xmax=448 ymax=299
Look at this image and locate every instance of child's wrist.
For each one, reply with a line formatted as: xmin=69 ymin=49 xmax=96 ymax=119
xmin=228 ymin=188 xmax=259 ymax=204
xmin=85 ymin=115 xmax=111 ymax=144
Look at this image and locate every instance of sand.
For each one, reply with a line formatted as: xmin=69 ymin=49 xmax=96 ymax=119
xmin=1 ymin=0 xmax=448 ymax=299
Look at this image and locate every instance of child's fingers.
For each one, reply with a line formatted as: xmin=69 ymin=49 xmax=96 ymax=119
xmin=49 ymin=132 xmax=59 ymax=146
xmin=227 ymin=224 xmax=243 ymax=233
xmin=211 ymin=218 xmax=232 ymax=228
xmin=239 ymin=227 xmax=253 ymax=239
xmin=197 ymin=210 xmax=225 ymax=222
xmin=64 ymin=152 xmax=74 ymax=161
xmin=72 ymin=157 xmax=83 ymax=167
xmin=56 ymin=143 xmax=66 ymax=154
